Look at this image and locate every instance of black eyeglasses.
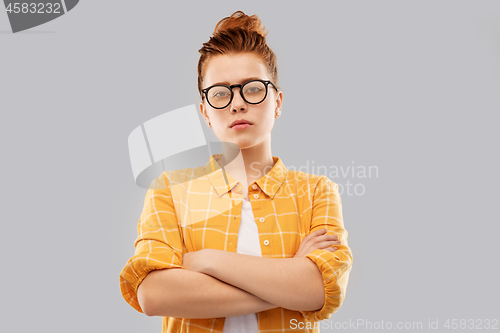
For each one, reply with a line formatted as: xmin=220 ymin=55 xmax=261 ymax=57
xmin=201 ymin=79 xmax=279 ymax=109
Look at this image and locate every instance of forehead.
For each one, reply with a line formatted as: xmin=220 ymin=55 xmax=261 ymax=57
xmin=203 ymin=53 xmax=269 ymax=86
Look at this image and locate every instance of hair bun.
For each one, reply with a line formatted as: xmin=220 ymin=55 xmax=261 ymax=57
xmin=213 ymin=10 xmax=268 ymax=38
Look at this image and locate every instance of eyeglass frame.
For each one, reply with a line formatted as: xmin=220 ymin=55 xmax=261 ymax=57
xmin=201 ymin=79 xmax=279 ymax=109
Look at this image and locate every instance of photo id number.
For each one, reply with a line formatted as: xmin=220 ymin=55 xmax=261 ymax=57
xmin=6 ymin=3 xmax=61 ymax=14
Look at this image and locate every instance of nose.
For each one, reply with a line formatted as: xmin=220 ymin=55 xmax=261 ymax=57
xmin=230 ymin=86 xmax=247 ymax=112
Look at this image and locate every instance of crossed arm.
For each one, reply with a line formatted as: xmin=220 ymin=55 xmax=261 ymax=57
xmin=186 ymin=249 xmax=325 ymax=311
xmin=138 ymin=250 xmax=324 ymax=318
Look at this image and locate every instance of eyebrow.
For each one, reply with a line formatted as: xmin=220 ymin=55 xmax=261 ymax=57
xmin=211 ymin=77 xmax=264 ymax=86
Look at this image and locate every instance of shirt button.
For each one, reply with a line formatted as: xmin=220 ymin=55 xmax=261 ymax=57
xmin=253 ymin=194 xmax=259 ymax=199
xmin=252 ymin=184 xmax=258 ymax=190
xmin=263 ymin=240 xmax=269 ymax=246
xmin=259 ymin=218 xmax=265 ymax=223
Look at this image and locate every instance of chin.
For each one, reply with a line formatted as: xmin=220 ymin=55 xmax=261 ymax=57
xmin=225 ymin=138 xmax=254 ymax=149
xmin=239 ymin=140 xmax=263 ymax=150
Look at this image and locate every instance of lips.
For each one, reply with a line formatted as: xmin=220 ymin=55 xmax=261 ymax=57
xmin=230 ymin=119 xmax=253 ymax=128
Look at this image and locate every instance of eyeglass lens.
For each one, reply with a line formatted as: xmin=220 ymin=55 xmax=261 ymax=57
xmin=207 ymin=80 xmax=267 ymax=108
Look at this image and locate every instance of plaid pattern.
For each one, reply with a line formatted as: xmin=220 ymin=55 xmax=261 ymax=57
xmin=120 ymin=154 xmax=353 ymax=332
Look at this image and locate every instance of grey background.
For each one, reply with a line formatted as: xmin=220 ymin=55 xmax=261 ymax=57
xmin=1 ymin=1 xmax=499 ymax=332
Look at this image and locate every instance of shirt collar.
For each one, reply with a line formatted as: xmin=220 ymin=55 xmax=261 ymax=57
xmin=204 ymin=154 xmax=287 ymax=199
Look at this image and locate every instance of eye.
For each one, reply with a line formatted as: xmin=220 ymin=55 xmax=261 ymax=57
xmin=214 ymin=91 xmax=229 ymax=97
xmin=247 ymin=87 xmax=262 ymax=93
xmin=210 ymin=88 xmax=230 ymax=98
xmin=244 ymin=86 xmax=263 ymax=95
xmin=243 ymin=81 xmax=266 ymax=95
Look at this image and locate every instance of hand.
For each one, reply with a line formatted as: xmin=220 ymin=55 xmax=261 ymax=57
xmin=293 ymin=228 xmax=341 ymax=258
xmin=182 ymin=249 xmax=212 ymax=273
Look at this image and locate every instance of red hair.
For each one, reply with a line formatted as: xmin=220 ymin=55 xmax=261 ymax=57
xmin=197 ymin=11 xmax=279 ymax=97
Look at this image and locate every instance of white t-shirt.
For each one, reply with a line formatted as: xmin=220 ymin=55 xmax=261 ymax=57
xmin=222 ymin=199 xmax=262 ymax=333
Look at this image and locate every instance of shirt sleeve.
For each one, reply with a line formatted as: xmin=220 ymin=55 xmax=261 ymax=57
xmin=119 ymin=172 xmax=186 ymax=313
xmin=300 ymin=175 xmax=354 ymax=322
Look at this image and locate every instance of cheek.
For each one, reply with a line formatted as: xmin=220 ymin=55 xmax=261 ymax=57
xmin=213 ymin=114 xmax=226 ymax=128
xmin=260 ymin=112 xmax=276 ymax=130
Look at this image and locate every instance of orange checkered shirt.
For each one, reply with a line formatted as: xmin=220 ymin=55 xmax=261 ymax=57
xmin=120 ymin=154 xmax=353 ymax=332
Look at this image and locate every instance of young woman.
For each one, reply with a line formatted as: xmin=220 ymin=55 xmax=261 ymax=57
xmin=120 ymin=11 xmax=353 ymax=333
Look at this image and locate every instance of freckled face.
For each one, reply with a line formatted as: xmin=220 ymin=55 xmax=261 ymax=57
xmin=199 ymin=53 xmax=282 ymax=149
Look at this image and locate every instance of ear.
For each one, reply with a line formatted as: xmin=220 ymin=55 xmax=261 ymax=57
xmin=274 ymin=90 xmax=283 ymax=118
xmin=199 ymin=100 xmax=208 ymax=122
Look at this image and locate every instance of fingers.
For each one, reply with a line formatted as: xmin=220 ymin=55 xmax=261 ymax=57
xmin=295 ymin=229 xmax=342 ymax=258
xmin=314 ymin=229 xmax=339 ymax=241
xmin=311 ymin=229 xmax=341 ymax=252
xmin=310 ymin=228 xmax=327 ymax=236
xmin=317 ymin=240 xmax=341 ymax=249
xmin=303 ymin=229 xmax=341 ymax=253
xmin=301 ymin=228 xmax=327 ymax=246
xmin=310 ymin=228 xmax=339 ymax=240
xmin=321 ymin=234 xmax=339 ymax=241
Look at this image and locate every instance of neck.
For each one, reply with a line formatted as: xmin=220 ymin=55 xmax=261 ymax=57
xmin=216 ymin=138 xmax=275 ymax=189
